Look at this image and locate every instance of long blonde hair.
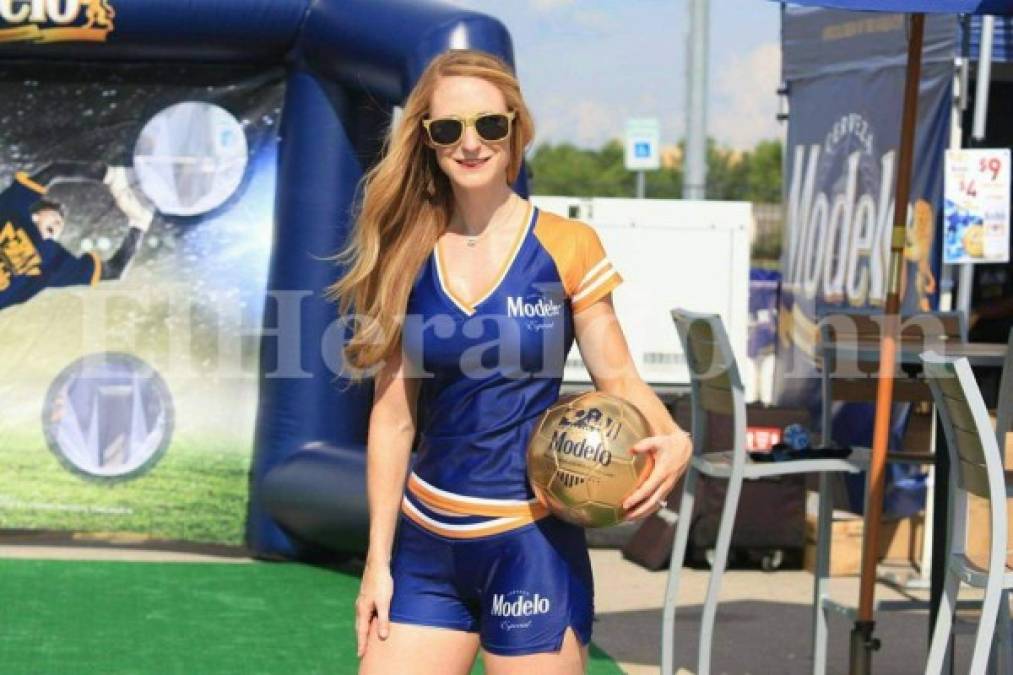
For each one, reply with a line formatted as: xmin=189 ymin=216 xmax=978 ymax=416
xmin=325 ymin=49 xmax=535 ymax=380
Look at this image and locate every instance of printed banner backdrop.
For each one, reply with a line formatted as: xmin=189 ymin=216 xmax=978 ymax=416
xmin=0 ymin=62 xmax=284 ymax=544
xmin=778 ymin=9 xmax=956 ymax=515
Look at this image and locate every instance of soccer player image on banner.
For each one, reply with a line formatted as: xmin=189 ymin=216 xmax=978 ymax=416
xmin=0 ymin=161 xmax=154 ymax=311
xmin=328 ymin=49 xmax=693 ymax=674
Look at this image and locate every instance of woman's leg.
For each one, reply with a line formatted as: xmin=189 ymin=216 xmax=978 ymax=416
xmin=481 ymin=626 xmax=588 ymax=675
xmin=359 ymin=620 xmax=481 ymax=675
xmin=367 ymin=513 xmax=481 ymax=674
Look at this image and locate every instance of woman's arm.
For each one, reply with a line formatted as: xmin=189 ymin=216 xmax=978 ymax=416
xmin=356 ymin=343 xmax=419 ymax=657
xmin=573 ymin=296 xmax=691 ymax=521
xmin=364 ymin=345 xmax=419 ymax=563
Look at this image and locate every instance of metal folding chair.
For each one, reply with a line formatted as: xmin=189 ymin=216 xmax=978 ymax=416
xmin=661 ymin=309 xmax=864 ymax=675
xmin=922 ymin=351 xmax=1013 ymax=675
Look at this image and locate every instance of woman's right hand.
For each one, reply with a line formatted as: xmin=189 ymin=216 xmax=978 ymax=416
xmin=355 ymin=559 xmax=394 ymax=658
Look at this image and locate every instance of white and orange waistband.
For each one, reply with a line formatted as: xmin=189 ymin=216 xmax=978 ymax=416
xmin=400 ymin=472 xmax=549 ymax=539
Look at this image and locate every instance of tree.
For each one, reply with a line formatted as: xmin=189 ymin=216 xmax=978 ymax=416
xmin=746 ymin=139 xmax=783 ymax=203
xmin=528 ymin=137 xmax=782 ymax=203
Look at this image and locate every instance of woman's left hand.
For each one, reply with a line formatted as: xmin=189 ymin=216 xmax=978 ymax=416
xmin=621 ymin=430 xmax=693 ymax=522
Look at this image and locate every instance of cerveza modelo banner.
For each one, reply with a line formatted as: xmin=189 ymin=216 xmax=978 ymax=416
xmin=777 ymin=9 xmax=956 ymax=514
xmin=0 ymin=62 xmax=283 ymax=544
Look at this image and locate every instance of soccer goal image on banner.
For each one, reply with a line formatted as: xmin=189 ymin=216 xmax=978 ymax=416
xmin=0 ymin=62 xmax=284 ymax=545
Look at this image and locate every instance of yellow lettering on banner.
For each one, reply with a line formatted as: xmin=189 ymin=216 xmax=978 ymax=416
xmin=36 ymin=25 xmax=106 ymax=41
xmin=0 ymin=0 xmax=113 ymax=44
xmin=81 ymin=0 xmax=113 ymax=29
xmin=0 ymin=25 xmax=39 ymax=41
xmin=822 ymin=15 xmax=904 ymax=42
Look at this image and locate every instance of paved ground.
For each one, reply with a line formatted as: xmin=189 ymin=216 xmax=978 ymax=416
xmin=589 ymin=550 xmax=984 ymax=675
xmin=0 ymin=540 xmax=989 ymax=674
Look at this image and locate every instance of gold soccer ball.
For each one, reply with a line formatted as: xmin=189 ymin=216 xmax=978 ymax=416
xmin=527 ymin=391 xmax=653 ymax=528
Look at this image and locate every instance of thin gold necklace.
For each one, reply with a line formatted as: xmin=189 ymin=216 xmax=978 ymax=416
xmin=449 ymin=199 xmax=522 ymax=248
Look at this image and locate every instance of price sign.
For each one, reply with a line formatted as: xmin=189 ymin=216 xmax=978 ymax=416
xmin=943 ymin=148 xmax=1010 ymax=264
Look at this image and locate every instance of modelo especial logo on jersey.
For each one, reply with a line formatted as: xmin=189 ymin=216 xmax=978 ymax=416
xmin=506 ymin=292 xmax=561 ymax=331
xmin=0 ymin=0 xmax=116 ymax=44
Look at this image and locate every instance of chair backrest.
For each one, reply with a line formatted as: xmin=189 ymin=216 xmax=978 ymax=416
xmin=921 ymin=351 xmax=1006 ymax=564
xmin=671 ymin=309 xmax=747 ymax=458
xmin=996 ymin=328 xmax=1013 ymax=447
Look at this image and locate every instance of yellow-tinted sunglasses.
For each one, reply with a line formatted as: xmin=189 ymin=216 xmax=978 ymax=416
xmin=421 ymin=110 xmax=516 ymax=147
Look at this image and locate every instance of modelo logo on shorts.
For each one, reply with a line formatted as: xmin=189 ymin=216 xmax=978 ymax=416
xmin=550 ymin=429 xmax=612 ymax=466
xmin=506 ymin=295 xmax=561 ymax=319
xmin=490 ymin=592 xmax=551 ymax=618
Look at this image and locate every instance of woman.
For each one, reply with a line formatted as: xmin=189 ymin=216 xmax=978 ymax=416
xmin=328 ymin=49 xmax=692 ymax=674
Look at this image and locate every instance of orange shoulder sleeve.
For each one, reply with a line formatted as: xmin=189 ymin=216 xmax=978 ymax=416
xmin=533 ymin=210 xmax=622 ymax=314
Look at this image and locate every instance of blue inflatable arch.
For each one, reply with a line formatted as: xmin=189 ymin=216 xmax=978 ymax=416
xmin=0 ymin=0 xmax=528 ymax=560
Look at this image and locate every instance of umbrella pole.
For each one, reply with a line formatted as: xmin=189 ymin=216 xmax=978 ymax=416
xmin=849 ymin=13 xmax=925 ymax=675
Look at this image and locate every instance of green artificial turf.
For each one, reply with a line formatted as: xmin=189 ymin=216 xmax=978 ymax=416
xmin=0 ymin=431 xmax=250 ymax=544
xmin=0 ymin=558 xmax=623 ymax=674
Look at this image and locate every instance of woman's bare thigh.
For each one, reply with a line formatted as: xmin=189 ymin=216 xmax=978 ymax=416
xmin=358 ymin=619 xmax=481 ymax=675
xmin=481 ymin=626 xmax=588 ymax=675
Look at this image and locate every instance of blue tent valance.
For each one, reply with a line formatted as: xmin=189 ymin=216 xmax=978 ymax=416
xmin=775 ymin=0 xmax=1013 ymax=15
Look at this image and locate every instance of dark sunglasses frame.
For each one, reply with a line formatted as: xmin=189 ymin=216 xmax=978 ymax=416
xmin=421 ymin=110 xmax=516 ymax=147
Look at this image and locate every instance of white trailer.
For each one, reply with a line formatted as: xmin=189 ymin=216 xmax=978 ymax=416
xmin=531 ymin=196 xmax=755 ymax=399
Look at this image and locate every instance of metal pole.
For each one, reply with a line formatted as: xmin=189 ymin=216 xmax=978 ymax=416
xmin=957 ymin=16 xmax=995 ymax=317
xmin=972 ymin=15 xmax=994 ymax=143
xmin=849 ymin=13 xmax=925 ymax=675
xmin=917 ymin=50 xmax=969 ymax=597
xmin=683 ymin=0 xmax=708 ymax=200
xmin=939 ymin=54 xmax=969 ymax=314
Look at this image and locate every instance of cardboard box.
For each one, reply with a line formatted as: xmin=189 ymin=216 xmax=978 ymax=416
xmin=804 ymin=511 xmax=864 ymax=576
xmin=803 ymin=510 xmax=925 ymax=576
xmin=879 ymin=513 xmax=925 ymax=563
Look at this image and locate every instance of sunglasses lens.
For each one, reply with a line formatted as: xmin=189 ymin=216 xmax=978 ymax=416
xmin=429 ymin=119 xmax=462 ymax=145
xmin=476 ymin=114 xmax=510 ymax=141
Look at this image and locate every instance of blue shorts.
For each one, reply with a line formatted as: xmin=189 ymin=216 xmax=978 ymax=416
xmin=388 ymin=512 xmax=595 ymax=656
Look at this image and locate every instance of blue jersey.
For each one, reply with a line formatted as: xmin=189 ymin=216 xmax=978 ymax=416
xmin=0 ymin=172 xmax=102 ymax=311
xmin=399 ymin=202 xmax=623 ymax=538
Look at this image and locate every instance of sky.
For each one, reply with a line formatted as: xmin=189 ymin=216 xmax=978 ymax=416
xmin=441 ymin=0 xmax=784 ymax=151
